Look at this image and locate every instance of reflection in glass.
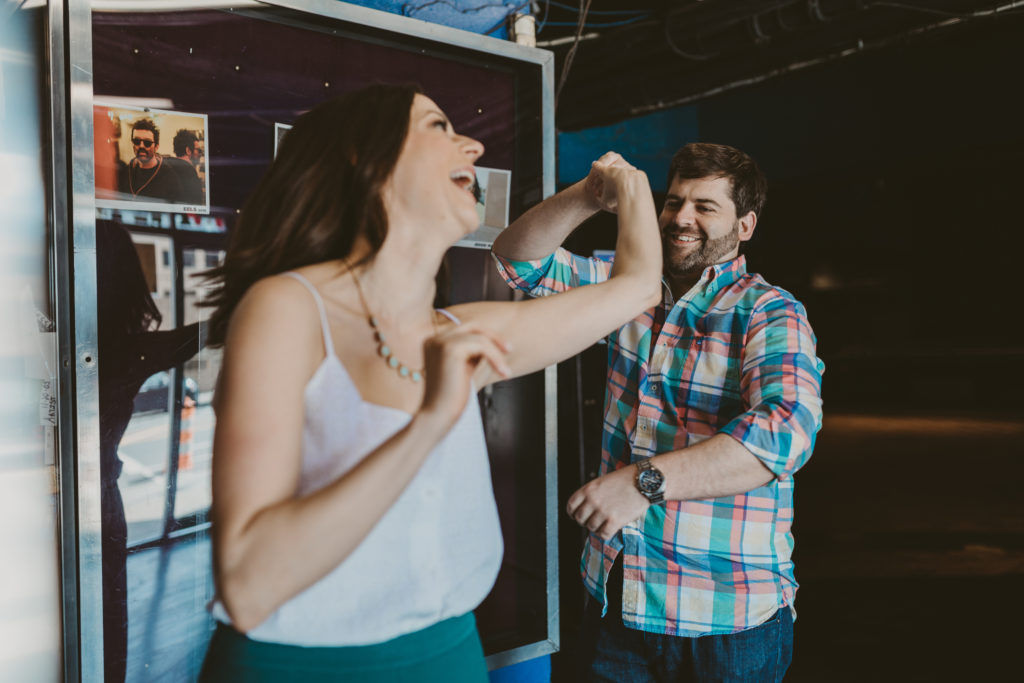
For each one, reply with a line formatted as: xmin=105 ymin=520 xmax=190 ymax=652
xmin=97 ymin=220 xmax=203 ymax=682
xmin=174 ymin=247 xmax=223 ymax=522
xmin=89 ymin=1 xmax=550 ymax=674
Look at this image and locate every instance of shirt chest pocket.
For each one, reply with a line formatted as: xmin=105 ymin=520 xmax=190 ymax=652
xmin=663 ymin=333 xmax=744 ymax=420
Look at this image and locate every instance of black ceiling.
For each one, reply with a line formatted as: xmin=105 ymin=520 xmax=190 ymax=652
xmin=533 ymin=0 xmax=1023 ymax=130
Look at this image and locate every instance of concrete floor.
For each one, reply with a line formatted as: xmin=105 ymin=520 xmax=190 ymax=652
xmin=551 ymin=411 xmax=1024 ymax=682
xmin=125 ymin=537 xmax=214 ymax=683
xmin=786 ymin=412 xmax=1024 ymax=682
xmin=121 ymin=410 xmax=1024 ymax=682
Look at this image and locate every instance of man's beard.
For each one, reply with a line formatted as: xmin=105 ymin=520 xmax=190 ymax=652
xmin=662 ymin=221 xmax=740 ymax=281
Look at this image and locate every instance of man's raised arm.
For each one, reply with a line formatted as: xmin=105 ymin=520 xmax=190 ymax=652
xmin=492 ymin=151 xmax=629 ymax=261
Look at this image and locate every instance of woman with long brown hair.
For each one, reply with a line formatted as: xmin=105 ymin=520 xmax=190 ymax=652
xmin=199 ymin=83 xmax=660 ymax=681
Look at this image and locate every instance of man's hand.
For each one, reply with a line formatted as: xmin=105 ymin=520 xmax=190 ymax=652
xmin=566 ymin=464 xmax=650 ymax=541
xmin=584 ymin=151 xmax=637 ymax=214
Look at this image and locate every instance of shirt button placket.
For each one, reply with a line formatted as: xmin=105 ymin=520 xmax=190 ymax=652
xmin=638 ymin=418 xmax=651 ymax=449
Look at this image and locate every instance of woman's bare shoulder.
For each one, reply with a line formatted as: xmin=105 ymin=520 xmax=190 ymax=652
xmin=217 ymin=274 xmax=327 ymax=409
xmin=226 ymin=273 xmax=323 ymax=353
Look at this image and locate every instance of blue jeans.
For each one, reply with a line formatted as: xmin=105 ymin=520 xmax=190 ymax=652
xmin=579 ymin=561 xmax=793 ymax=682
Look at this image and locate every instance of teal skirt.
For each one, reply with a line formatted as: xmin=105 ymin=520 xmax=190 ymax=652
xmin=198 ymin=613 xmax=488 ymax=683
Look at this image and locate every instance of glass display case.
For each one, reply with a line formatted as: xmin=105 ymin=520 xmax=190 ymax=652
xmin=54 ymin=1 xmax=556 ymax=679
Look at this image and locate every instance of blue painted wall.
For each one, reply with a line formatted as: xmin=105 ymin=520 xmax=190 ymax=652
xmin=489 ymin=655 xmax=552 ymax=683
xmin=557 ymin=105 xmax=699 ymax=191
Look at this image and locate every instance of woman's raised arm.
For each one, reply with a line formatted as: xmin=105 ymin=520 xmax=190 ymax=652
xmin=454 ymin=158 xmax=662 ymax=386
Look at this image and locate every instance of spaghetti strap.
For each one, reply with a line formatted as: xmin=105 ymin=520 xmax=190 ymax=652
xmin=436 ymin=308 xmax=461 ymax=325
xmin=282 ymin=271 xmax=336 ymax=357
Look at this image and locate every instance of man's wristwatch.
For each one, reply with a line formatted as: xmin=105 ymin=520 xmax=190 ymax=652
xmin=634 ymin=458 xmax=666 ymax=505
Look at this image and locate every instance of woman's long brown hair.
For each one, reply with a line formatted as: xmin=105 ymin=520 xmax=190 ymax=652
xmin=204 ymin=83 xmax=422 ymax=347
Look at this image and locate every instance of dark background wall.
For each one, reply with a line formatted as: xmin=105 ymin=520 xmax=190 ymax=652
xmin=552 ymin=14 xmax=1024 ymax=682
xmin=559 ymin=15 xmax=1024 ymax=414
xmin=701 ymin=16 xmax=1024 ymax=414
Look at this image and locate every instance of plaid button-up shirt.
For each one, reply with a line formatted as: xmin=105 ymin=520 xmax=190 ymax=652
xmin=494 ymin=250 xmax=824 ymax=636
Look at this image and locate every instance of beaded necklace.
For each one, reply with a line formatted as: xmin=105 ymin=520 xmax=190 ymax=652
xmin=347 ymin=264 xmax=433 ymax=383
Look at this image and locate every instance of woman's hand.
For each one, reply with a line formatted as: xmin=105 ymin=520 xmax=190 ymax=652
xmin=417 ymin=322 xmax=511 ymax=430
xmin=584 ymin=151 xmax=641 ymax=214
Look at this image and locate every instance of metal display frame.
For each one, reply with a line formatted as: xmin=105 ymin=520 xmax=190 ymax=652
xmin=51 ymin=1 xmax=105 ymax=681
xmin=53 ymin=0 xmax=556 ymax=678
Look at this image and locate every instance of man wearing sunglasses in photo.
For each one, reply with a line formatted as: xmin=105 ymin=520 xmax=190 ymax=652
xmin=117 ymin=118 xmax=186 ymax=204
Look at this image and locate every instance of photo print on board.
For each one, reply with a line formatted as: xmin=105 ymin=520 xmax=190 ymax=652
xmin=457 ymin=166 xmax=511 ymax=249
xmin=94 ymin=102 xmax=209 ymax=215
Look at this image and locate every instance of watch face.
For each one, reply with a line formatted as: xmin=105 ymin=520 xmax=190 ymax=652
xmin=638 ymin=468 xmax=665 ymax=493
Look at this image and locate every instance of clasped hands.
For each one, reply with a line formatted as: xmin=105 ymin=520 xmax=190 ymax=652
xmin=584 ymin=151 xmax=647 ymax=215
xmin=566 ymin=464 xmax=651 ymax=542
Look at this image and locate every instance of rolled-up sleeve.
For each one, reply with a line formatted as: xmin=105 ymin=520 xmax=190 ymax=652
xmin=720 ymin=295 xmax=824 ymax=478
xmin=492 ymin=247 xmax=612 ymax=297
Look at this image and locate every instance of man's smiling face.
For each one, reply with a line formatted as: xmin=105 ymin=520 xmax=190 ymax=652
xmin=658 ymin=174 xmax=754 ymax=284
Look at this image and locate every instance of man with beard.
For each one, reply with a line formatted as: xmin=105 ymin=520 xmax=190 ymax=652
xmin=117 ymin=118 xmax=185 ymax=203
xmin=492 ymin=144 xmax=823 ymax=682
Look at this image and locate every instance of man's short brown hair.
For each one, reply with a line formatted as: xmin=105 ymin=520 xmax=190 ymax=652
xmin=667 ymin=143 xmax=767 ymax=217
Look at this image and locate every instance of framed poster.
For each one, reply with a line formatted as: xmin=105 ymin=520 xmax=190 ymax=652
xmin=458 ymin=165 xmax=513 ymax=249
xmin=94 ymin=102 xmax=209 ymax=215
xmin=63 ymin=1 xmax=556 ymax=680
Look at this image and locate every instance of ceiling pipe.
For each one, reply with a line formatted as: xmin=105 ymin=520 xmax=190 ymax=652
xmin=748 ymin=12 xmax=772 ymax=43
xmin=776 ymin=2 xmax=803 ymax=30
xmin=663 ymin=11 xmax=717 ymax=60
xmin=628 ymin=0 xmax=1024 ymax=118
xmin=552 ymin=0 xmax=1023 ymax=128
xmin=807 ymin=0 xmax=834 ymax=22
xmin=662 ymin=0 xmax=819 ymax=61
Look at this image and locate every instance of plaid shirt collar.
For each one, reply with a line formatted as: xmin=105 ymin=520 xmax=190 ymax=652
xmin=661 ymin=254 xmax=748 ymax=305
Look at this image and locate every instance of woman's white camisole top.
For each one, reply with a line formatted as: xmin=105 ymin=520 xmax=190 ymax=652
xmin=210 ymin=271 xmax=503 ymax=646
